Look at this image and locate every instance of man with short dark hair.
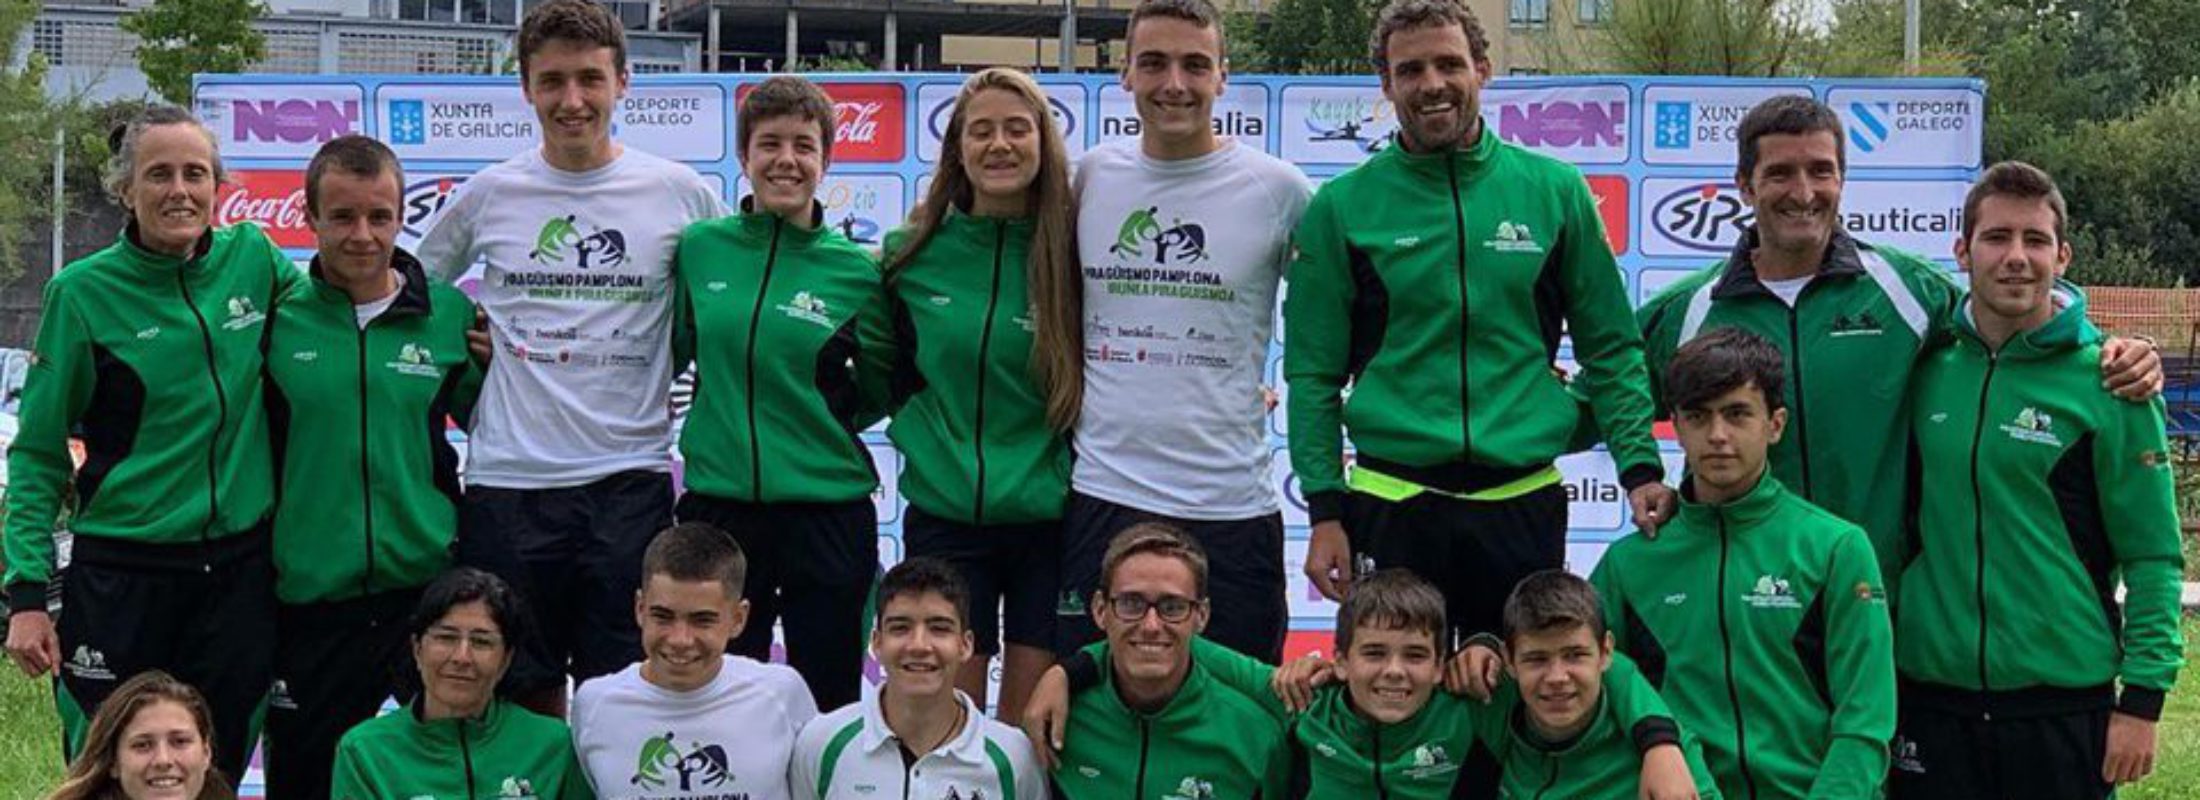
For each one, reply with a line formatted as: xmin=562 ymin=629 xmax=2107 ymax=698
xmin=417 ymin=0 xmax=730 ymax=712
xmin=1591 ymin=327 xmax=1896 ymax=799
xmin=260 ymin=133 xmax=480 ymax=800
xmin=570 ymin=522 xmax=818 ymax=799
xmin=790 ymin=558 xmax=1047 ymax=800
xmin=1893 ymin=161 xmax=2184 ymax=799
xmin=1057 ymin=0 xmax=1311 ymax=665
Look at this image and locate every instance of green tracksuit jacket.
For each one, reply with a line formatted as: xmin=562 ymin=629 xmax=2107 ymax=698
xmin=332 ymin=698 xmax=593 ymax=800
xmin=263 ymin=250 xmax=476 ymax=606
xmin=672 ymin=200 xmax=892 ymax=504
xmin=1479 ymin=680 xmax=1723 ymax=800
xmin=1591 ymin=474 xmax=1896 ymax=800
xmin=880 ymin=211 xmax=1071 ymax=525
xmin=1902 ymin=282 xmax=2185 ymax=718
xmin=4 ymin=223 xmax=298 ymax=613
xmin=1637 ymin=228 xmax=1960 ymax=595
xmin=1286 ymin=127 xmax=1662 ymax=521
xmin=1052 ymin=647 xmax=1291 ymax=799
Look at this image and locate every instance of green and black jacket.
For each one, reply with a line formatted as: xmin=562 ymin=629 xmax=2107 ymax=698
xmin=1638 ymin=228 xmax=1960 ymax=596
xmin=1050 ymin=641 xmax=1291 ymax=799
xmin=1287 ymin=127 xmax=1662 ymax=522
xmin=672 ymin=198 xmax=892 ymax=505
xmin=332 ymin=698 xmax=593 ymax=800
xmin=5 ymin=223 xmax=298 ymax=613
xmin=1476 ymin=677 xmax=1723 ymax=800
xmin=880 ymin=211 xmax=1071 ymax=525
xmin=1901 ymin=282 xmax=2185 ymax=720
xmin=262 ymin=249 xmax=476 ymax=606
xmin=1591 ymin=473 xmax=1896 ymax=800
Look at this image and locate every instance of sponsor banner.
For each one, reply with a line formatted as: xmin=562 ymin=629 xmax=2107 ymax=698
xmin=1829 ymin=87 xmax=1983 ymax=169
xmin=1639 ymin=178 xmax=1753 ymax=258
xmin=1585 ymin=174 xmax=1630 ymax=255
xmin=1283 ymin=537 xmax=1343 ymax=626
xmin=1272 ymin=447 xmax=1307 ymax=528
xmin=1283 ymin=630 xmax=1335 ymax=659
xmin=1838 ymin=179 xmax=1969 ymax=256
xmin=1483 ymin=83 xmax=1630 ymax=164
xmin=196 ymin=83 xmax=365 ymax=160
xmin=737 ymin=82 xmax=912 ymax=163
xmin=398 ymin=172 xmax=471 ymax=248
xmin=214 ymin=170 xmax=313 ymax=249
xmin=1096 ymin=83 xmax=1270 ymax=150
xmin=614 ymin=83 xmax=728 ymax=162
xmin=869 ymin=444 xmax=903 ymax=525
xmin=1278 ymin=84 xmax=1397 ymax=166
xmin=1637 ymin=267 xmax=1698 ymax=304
xmin=1640 ymin=84 xmax=1814 ymax=165
xmin=1565 ymin=542 xmax=1612 ymax=575
xmin=732 ymin=174 xmax=906 ymax=249
xmin=914 ymin=81 xmax=1089 ymax=162
xmin=702 ymin=173 xmax=728 ymax=203
xmin=376 ymin=83 xmax=536 ymax=161
xmin=1556 ymin=451 xmax=1625 ymax=531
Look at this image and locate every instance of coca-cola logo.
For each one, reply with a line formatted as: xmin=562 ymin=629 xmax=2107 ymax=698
xmin=215 ymin=171 xmax=314 ymax=249
xmin=836 ymin=101 xmax=886 ymax=144
xmin=819 ymin=84 xmax=905 ymax=162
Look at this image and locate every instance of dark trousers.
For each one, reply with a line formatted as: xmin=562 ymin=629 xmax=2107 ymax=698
xmin=263 ymin=588 xmax=418 ymax=800
xmin=1055 ymin=491 xmax=1288 ymax=664
xmin=1889 ymin=681 xmax=2115 ymax=800
xmin=675 ymin=492 xmax=878 ymax=711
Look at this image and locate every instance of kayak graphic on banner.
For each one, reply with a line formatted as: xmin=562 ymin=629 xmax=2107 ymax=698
xmin=194 ymin=69 xmax=1982 ymax=641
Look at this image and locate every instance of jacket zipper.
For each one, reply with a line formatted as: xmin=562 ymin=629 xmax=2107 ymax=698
xmin=458 ymin=718 xmax=476 ymax=799
xmin=356 ymin=324 xmax=375 ymax=596
xmin=1445 ymin=157 xmax=1472 ymax=465
xmin=1716 ymin=511 xmax=1759 ymax=800
xmin=1370 ymin=724 xmax=1387 ymax=798
xmin=743 ymin=219 xmax=787 ymax=503
xmin=1534 ymin=755 xmax=1560 ymax=799
xmin=973 ymin=220 xmax=1007 ymax=524
xmin=1968 ymin=350 xmax=2000 ymax=714
xmin=1783 ymin=304 xmax=1814 ymax=497
xmin=1134 ymin=718 xmax=1150 ymax=799
xmin=176 ymin=270 xmax=225 ymax=559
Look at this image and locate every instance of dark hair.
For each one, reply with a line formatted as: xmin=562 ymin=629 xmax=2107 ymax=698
xmin=1126 ymin=0 xmax=1225 ymax=57
xmin=1664 ymin=327 xmax=1788 ymax=414
xmin=642 ymin=522 xmax=747 ymax=599
xmin=1335 ymin=569 xmax=1446 ymax=652
xmin=517 ymin=0 xmax=628 ymax=81
xmin=1501 ymin=570 xmax=1607 ymax=649
xmin=1370 ymin=0 xmax=1490 ymax=72
xmin=874 ymin=557 xmax=972 ymax=630
xmin=104 ymin=104 xmax=225 ymax=204
xmin=409 ymin=567 xmax=531 ymax=652
xmin=1735 ymin=95 xmax=1845 ymax=186
xmin=1962 ymin=160 xmax=2067 ymax=242
xmin=1100 ymin=522 xmax=1209 ymax=599
xmin=305 ymin=134 xmax=403 ymax=219
xmin=48 ymin=671 xmax=235 ymax=800
xmin=738 ymin=75 xmax=836 ymax=164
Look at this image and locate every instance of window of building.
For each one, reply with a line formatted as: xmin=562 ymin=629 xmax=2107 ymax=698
xmin=1578 ymin=0 xmax=1608 ymax=24
xmin=1510 ymin=0 xmax=1549 ymax=28
xmin=1510 ymin=66 xmax=1550 ymax=76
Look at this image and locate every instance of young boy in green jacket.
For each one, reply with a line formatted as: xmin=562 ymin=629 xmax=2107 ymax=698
xmin=1591 ymin=327 xmax=1897 ymax=799
xmin=1894 ymin=161 xmax=2184 ymax=799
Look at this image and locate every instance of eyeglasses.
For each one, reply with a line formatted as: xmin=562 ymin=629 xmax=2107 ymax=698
xmin=423 ymin=626 xmax=504 ymax=654
xmin=1106 ymin=593 xmax=1199 ymax=623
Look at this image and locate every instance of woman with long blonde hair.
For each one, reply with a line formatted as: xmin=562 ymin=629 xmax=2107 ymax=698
xmin=878 ymin=67 xmax=1082 ymax=720
xmin=47 ymin=670 xmax=233 ymax=800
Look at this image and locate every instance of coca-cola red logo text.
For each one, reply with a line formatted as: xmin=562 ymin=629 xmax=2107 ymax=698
xmin=215 ymin=170 xmax=314 ymax=249
xmin=739 ymin=83 xmax=906 ymax=163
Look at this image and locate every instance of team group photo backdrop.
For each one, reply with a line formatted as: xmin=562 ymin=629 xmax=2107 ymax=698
xmin=191 ymin=70 xmax=1984 ymax=665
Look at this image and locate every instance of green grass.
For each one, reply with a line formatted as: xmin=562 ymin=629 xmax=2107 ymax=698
xmin=2 ymin=622 xmax=2198 ymax=797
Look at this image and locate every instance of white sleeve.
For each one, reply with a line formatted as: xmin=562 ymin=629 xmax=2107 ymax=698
xmin=1006 ymin=729 xmax=1049 ymax=800
xmin=415 ymin=173 xmax=484 ymax=283
xmin=786 ymin=716 xmax=827 ymax=800
xmin=566 ymin=689 xmax=604 ymax=794
xmin=784 ymin=669 xmax=822 ymax=730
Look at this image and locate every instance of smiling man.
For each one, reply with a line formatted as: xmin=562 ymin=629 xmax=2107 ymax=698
xmin=790 ymin=558 xmax=1047 ymax=800
xmin=570 ymin=522 xmax=818 ymax=800
xmin=416 ymin=0 xmax=730 ymax=714
xmin=1056 ymin=0 xmax=1312 ymax=666
xmin=1892 ymin=162 xmax=2184 ymax=799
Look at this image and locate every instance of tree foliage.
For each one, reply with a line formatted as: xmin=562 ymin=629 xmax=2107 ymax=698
xmin=0 ymin=0 xmax=57 ymax=286
xmin=120 ymin=0 xmax=269 ymax=105
xmin=1239 ymin=0 xmax=1381 ymax=75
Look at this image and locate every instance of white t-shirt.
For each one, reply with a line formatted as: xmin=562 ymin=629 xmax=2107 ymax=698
xmin=353 ymin=272 xmax=406 ymax=329
xmin=1071 ymin=140 xmax=1313 ymax=519
xmin=1761 ymin=274 xmax=1813 ymax=307
xmin=570 ymin=655 xmax=819 ymax=800
xmin=416 ymin=146 xmax=729 ymax=489
xmin=789 ymin=690 xmax=1046 ymax=800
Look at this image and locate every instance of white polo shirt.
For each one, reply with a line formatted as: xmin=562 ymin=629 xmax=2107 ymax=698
xmin=790 ymin=690 xmax=1046 ymax=800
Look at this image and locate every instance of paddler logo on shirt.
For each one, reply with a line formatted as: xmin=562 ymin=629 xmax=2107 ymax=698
xmin=1163 ymin=777 xmax=1215 ymax=800
xmin=529 ymin=214 xmax=630 ymax=269
xmin=632 ymin=732 xmax=734 ymax=791
xmin=496 ymin=776 xmax=538 ymax=798
xmin=1405 ymin=743 xmax=1458 ymax=780
xmin=1109 ymin=206 xmax=1210 ymax=265
xmin=777 ymin=291 xmax=836 ymax=329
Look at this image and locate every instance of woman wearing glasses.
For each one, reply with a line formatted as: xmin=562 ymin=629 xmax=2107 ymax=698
xmin=331 ymin=569 xmax=591 ymax=799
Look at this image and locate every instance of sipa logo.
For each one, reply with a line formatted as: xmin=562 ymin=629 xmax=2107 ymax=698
xmin=215 ymin=171 xmax=314 ymax=249
xmin=1649 ymin=182 xmax=1754 ymax=254
xmin=1497 ymin=100 xmax=1625 ymax=149
xmin=230 ymin=99 xmax=360 ymax=144
xmin=401 ymin=176 xmax=469 ymax=240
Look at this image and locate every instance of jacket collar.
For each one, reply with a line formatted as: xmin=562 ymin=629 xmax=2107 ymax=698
xmin=1954 ymin=279 xmax=2099 ymax=360
xmin=402 ymin=696 xmax=507 ymax=745
xmin=117 ymin=220 xmax=215 ymax=276
xmin=1673 ymin=469 xmax=1788 ymax=529
xmin=941 ymin=203 xmax=1035 ymax=236
xmin=308 ymin=247 xmax=434 ymax=321
xmin=1710 ymin=226 xmax=1869 ymax=301
xmin=736 ymin=195 xmax=829 ymax=242
xmin=1378 ymin=122 xmax=1502 ymax=178
xmin=1093 ymin=649 xmax=1220 ymax=724
xmin=1506 ymin=686 xmax=1615 ymax=756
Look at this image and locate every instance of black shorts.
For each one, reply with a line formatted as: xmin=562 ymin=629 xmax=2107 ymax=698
xmin=1889 ymin=680 xmax=2115 ymax=800
xmin=1055 ymin=491 xmax=1286 ymax=664
xmin=1346 ymin=483 xmax=1567 ymax=646
xmin=265 ymin=588 xmax=418 ymax=800
xmin=455 ymin=469 xmax=674 ymax=693
xmin=54 ymin=525 xmax=275 ymax=786
xmin=675 ymin=492 xmax=878 ymax=712
xmin=902 ymin=507 xmax=1060 ymax=655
